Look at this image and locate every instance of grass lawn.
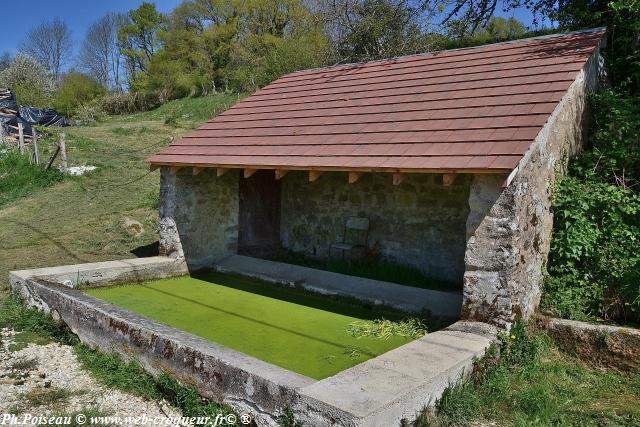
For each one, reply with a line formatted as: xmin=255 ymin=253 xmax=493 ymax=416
xmin=0 ymin=94 xmax=237 ymax=297
xmin=85 ymin=272 xmax=421 ymax=379
xmin=413 ymin=322 xmax=640 ymax=426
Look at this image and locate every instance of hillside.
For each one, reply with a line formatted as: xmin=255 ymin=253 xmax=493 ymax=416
xmin=0 ymin=94 xmax=237 ymax=293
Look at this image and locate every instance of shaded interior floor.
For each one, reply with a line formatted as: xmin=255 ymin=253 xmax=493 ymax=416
xmin=85 ymin=272 xmax=442 ymax=379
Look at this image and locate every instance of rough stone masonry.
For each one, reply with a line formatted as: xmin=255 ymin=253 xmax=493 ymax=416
xmin=157 ymin=38 xmax=605 ymax=328
xmin=461 ymin=43 xmax=605 ymax=327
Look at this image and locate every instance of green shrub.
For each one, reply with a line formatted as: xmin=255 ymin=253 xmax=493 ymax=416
xmin=0 ymin=53 xmax=55 ymax=107
xmin=411 ymin=321 xmax=640 ymax=426
xmin=73 ymin=101 xmax=107 ymax=124
xmin=544 ymin=90 xmax=640 ymax=323
xmin=97 ymin=91 xmax=161 ymax=115
xmin=55 ymin=72 xmax=106 ymax=117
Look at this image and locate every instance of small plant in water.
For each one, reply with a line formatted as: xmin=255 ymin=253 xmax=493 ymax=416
xmin=347 ymin=318 xmax=428 ymax=340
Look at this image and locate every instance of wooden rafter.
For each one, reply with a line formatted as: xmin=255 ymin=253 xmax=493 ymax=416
xmin=309 ymin=170 xmax=323 ymax=182
xmin=244 ymin=168 xmax=258 ymax=178
xmin=348 ymin=172 xmax=363 ymax=184
xmin=217 ymin=168 xmax=230 ymax=177
xmin=442 ymin=173 xmax=456 ymax=186
xmin=275 ymin=169 xmax=289 ymax=180
xmin=169 ymin=166 xmax=181 ymax=173
xmin=192 ymin=167 xmax=202 ymax=175
xmin=392 ymin=173 xmax=404 ymax=185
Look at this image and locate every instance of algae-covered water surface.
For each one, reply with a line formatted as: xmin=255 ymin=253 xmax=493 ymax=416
xmin=85 ymin=272 xmax=418 ymax=379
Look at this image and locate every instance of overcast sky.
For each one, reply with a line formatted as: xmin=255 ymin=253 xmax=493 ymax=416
xmin=1 ymin=0 xmax=552 ymax=66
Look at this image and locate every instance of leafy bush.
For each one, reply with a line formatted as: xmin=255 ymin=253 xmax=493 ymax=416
xmin=0 ymin=53 xmax=55 ymax=107
xmin=544 ymin=90 xmax=640 ymax=323
xmin=73 ymin=101 xmax=107 ymax=124
xmin=54 ymin=72 xmax=106 ymax=117
xmin=97 ymin=91 xmax=161 ymax=115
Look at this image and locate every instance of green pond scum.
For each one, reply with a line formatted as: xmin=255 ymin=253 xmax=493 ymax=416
xmin=85 ymin=272 xmax=436 ymax=379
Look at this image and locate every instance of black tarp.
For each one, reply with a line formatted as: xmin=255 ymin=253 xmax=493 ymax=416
xmin=18 ymin=105 xmax=70 ymax=127
xmin=0 ymin=114 xmax=34 ymax=136
xmin=0 ymin=99 xmax=18 ymax=114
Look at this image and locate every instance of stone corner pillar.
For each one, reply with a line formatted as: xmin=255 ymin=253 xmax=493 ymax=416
xmin=461 ymin=174 xmax=519 ymax=329
xmin=158 ymin=167 xmax=185 ymax=260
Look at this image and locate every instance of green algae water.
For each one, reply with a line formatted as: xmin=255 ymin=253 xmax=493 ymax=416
xmin=85 ymin=272 xmax=414 ymax=379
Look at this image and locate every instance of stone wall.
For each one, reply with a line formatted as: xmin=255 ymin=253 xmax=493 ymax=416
xmin=158 ymin=167 xmax=239 ymax=270
xmin=280 ymin=171 xmax=471 ymax=284
xmin=461 ymin=45 xmax=604 ymax=327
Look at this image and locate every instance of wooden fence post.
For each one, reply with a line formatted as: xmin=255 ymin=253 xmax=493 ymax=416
xmin=33 ymin=132 xmax=40 ymax=165
xmin=18 ymin=123 xmax=25 ymax=154
xmin=59 ymin=132 xmax=67 ymax=169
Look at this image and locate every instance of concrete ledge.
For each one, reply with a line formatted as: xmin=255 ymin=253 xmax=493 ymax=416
xmin=10 ymin=258 xmax=496 ymax=426
xmin=9 ymin=256 xmax=189 ymax=289
xmin=215 ymin=255 xmax=462 ymax=318
xmin=538 ymin=316 xmax=640 ymax=372
xmin=11 ymin=277 xmax=313 ymax=426
xmin=295 ymin=321 xmax=496 ymax=426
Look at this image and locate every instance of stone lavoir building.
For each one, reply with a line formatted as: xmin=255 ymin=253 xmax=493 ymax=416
xmin=149 ymin=29 xmax=606 ymax=328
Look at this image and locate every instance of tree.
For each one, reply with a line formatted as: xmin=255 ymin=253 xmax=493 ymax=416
xmin=78 ymin=13 xmax=128 ymax=90
xmin=0 ymin=52 xmax=11 ymax=72
xmin=420 ymin=0 xmax=640 ymax=93
xmin=54 ymin=72 xmax=106 ymax=117
xmin=118 ymin=2 xmax=168 ymax=85
xmin=21 ymin=17 xmax=73 ymax=82
xmin=226 ymin=0 xmax=329 ymax=90
xmin=138 ymin=0 xmax=328 ymax=97
xmin=0 ymin=54 xmax=55 ymax=107
xmin=317 ymin=0 xmax=427 ymax=62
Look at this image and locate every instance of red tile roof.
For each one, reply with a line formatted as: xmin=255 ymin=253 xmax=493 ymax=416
xmin=148 ymin=28 xmax=605 ymax=174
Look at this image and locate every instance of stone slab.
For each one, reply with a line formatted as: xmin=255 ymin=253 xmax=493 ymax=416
xmin=214 ymin=255 xmax=462 ymax=318
xmin=9 ymin=256 xmax=189 ymax=288
xmin=295 ymin=321 xmax=496 ymax=426
xmin=11 ymin=276 xmax=313 ymax=427
xmin=539 ymin=316 xmax=640 ymax=372
xmin=9 ymin=258 xmax=496 ymax=426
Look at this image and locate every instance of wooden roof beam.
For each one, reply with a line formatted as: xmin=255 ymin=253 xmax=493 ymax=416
xmin=244 ymin=168 xmax=258 ymax=178
xmin=442 ymin=173 xmax=456 ymax=186
xmin=217 ymin=167 xmax=230 ymax=177
xmin=348 ymin=172 xmax=363 ymax=184
xmin=309 ymin=170 xmax=323 ymax=182
xmin=192 ymin=167 xmax=202 ymax=175
xmin=392 ymin=173 xmax=403 ymax=186
xmin=169 ymin=166 xmax=182 ymax=173
xmin=275 ymin=169 xmax=289 ymax=180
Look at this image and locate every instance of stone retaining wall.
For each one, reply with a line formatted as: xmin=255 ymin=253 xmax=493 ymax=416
xmin=9 ymin=259 xmax=496 ymax=427
xmin=538 ymin=316 xmax=640 ymax=372
xmin=281 ymin=171 xmax=470 ymax=284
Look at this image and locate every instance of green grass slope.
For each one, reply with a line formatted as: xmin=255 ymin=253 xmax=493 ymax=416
xmin=0 ymin=94 xmax=237 ymax=294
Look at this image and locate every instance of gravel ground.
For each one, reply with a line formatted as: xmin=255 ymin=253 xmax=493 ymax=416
xmin=0 ymin=328 xmax=185 ymax=426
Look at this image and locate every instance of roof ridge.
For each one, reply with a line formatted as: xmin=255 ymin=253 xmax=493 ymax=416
xmin=284 ymin=27 xmax=606 ymax=78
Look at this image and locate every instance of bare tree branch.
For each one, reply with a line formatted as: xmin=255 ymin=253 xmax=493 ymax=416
xmin=21 ymin=17 xmax=73 ymax=83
